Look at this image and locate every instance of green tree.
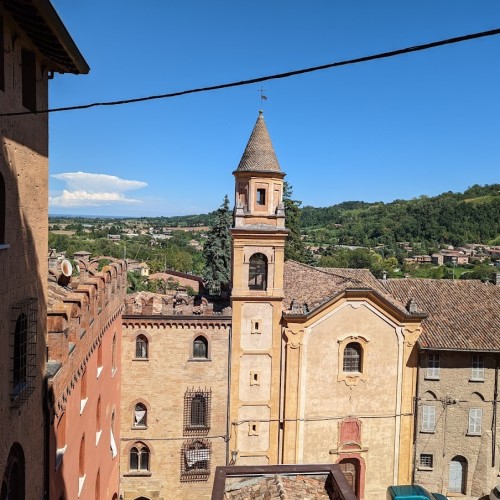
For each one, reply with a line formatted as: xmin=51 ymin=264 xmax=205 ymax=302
xmin=283 ymin=182 xmax=313 ymax=263
xmin=202 ymin=195 xmax=232 ymax=295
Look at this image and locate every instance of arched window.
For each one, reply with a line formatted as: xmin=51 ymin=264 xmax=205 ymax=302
xmin=193 ymin=336 xmax=208 ymax=359
xmin=134 ymin=403 xmax=147 ymax=428
xmin=96 ymin=398 xmax=102 ymax=434
xmin=129 ymin=443 xmax=150 ymax=472
xmin=79 ymin=435 xmax=85 ymax=478
xmin=248 ymin=253 xmax=267 ymax=290
xmin=191 ymin=394 xmax=208 ymax=427
xmin=0 ymin=172 xmax=5 ymax=244
xmin=110 ymin=411 xmax=117 ymax=458
xmin=135 ymin=335 xmax=148 ymax=359
xmin=112 ymin=334 xmax=117 ymax=372
xmin=13 ymin=313 xmax=28 ymax=393
xmin=95 ymin=469 xmax=100 ymax=500
xmin=2 ymin=443 xmax=25 ymax=500
xmin=343 ymin=342 xmax=362 ymax=372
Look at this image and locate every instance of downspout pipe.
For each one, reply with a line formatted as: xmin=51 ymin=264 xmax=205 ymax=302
xmin=493 ymin=356 xmax=498 ymax=467
xmin=225 ymin=326 xmax=232 ymax=465
xmin=43 ymin=375 xmax=50 ymax=500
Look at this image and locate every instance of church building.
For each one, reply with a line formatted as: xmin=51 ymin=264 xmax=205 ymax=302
xmin=227 ymin=110 xmax=426 ymax=499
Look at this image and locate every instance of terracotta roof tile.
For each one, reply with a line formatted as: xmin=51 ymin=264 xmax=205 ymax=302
xmin=381 ymin=279 xmax=500 ymax=350
xmin=235 ymin=111 xmax=282 ymax=174
xmin=283 ymin=261 xmax=407 ymax=315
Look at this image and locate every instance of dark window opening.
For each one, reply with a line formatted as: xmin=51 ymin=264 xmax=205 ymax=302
xmin=129 ymin=444 xmax=150 ymax=471
xmin=343 ymin=342 xmax=362 ymax=372
xmin=134 ymin=403 xmax=147 ymax=427
xmin=135 ymin=335 xmax=148 ymax=359
xmin=193 ymin=336 xmax=208 ymax=359
xmin=184 ymin=389 xmax=211 ymax=434
xmin=181 ymin=439 xmax=211 ymax=480
xmin=248 ymin=253 xmax=267 ymax=290
xmin=21 ymin=50 xmax=36 ymax=111
xmin=256 ymin=188 xmax=266 ymax=205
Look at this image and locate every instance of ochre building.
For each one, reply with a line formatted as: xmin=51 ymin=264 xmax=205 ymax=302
xmin=227 ymin=111 xmax=425 ymax=499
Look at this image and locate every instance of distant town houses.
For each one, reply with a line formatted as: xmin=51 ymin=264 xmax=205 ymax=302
xmin=403 ymin=244 xmax=499 ymax=267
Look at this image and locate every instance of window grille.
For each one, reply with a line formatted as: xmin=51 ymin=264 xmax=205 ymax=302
xmin=471 ymin=355 xmax=485 ymax=381
xmin=426 ymin=353 xmax=440 ymax=379
xmin=180 ymin=439 xmax=211 ymax=481
xmin=343 ymin=343 xmax=362 ymax=372
xmin=248 ymin=253 xmax=267 ymax=290
xmin=10 ymin=298 xmax=37 ymax=407
xmin=135 ymin=335 xmax=148 ymax=359
xmin=184 ymin=388 xmax=211 ymax=435
xmin=420 ymin=454 xmax=433 ymax=468
xmin=129 ymin=443 xmax=150 ymax=471
xmin=193 ymin=336 xmax=208 ymax=359
xmin=468 ymin=408 xmax=482 ymax=435
xmin=422 ymin=405 xmax=436 ymax=432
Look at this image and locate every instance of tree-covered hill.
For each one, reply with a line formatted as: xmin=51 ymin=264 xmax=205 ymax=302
xmin=301 ymin=184 xmax=500 ymax=248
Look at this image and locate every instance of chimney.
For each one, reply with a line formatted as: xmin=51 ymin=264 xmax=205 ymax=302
xmin=494 ymin=272 xmax=500 ymax=286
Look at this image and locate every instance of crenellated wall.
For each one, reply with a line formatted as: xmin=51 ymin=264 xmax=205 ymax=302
xmin=47 ymin=260 xmax=126 ymax=500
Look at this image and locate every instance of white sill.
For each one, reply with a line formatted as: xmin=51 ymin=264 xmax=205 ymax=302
xmin=420 ymin=430 xmax=435 ymax=434
xmin=78 ymin=474 xmax=86 ymax=497
xmin=112 ymin=367 xmax=117 ymax=377
xmin=466 ymin=432 xmax=482 ymax=437
xmin=188 ymin=358 xmax=211 ymax=362
xmin=55 ymin=445 xmax=67 ymax=470
xmin=97 ymin=366 xmax=103 ymax=379
xmin=424 ymin=376 xmax=440 ymax=381
xmin=132 ymin=425 xmax=148 ymax=430
xmin=95 ymin=430 xmax=102 ymax=446
xmin=132 ymin=358 xmax=149 ymax=362
xmin=417 ymin=466 xmax=434 ymax=471
xmin=80 ymin=397 xmax=88 ymax=414
xmin=469 ymin=378 xmax=485 ymax=383
xmin=0 ymin=244 xmax=10 ymax=250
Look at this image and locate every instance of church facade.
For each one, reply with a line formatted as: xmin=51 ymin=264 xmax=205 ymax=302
xmin=227 ymin=111 xmax=425 ymax=499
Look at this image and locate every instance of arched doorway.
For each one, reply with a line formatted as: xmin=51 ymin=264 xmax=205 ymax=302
xmin=449 ymin=456 xmax=467 ymax=494
xmin=339 ymin=457 xmax=360 ymax=498
xmin=1 ymin=443 xmax=25 ymax=500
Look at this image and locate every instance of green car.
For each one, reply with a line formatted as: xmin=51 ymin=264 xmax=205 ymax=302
xmin=387 ymin=485 xmax=449 ymax=500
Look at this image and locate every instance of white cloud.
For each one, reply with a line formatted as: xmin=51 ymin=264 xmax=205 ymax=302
xmin=50 ymin=171 xmax=147 ymax=208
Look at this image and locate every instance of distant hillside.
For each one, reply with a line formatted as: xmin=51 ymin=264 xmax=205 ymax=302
xmin=301 ymin=184 xmax=500 ymax=248
xmin=104 ymin=184 xmax=500 ymax=249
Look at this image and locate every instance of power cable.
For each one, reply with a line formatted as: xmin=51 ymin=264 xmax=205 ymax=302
xmin=1 ymin=28 xmax=499 ymax=117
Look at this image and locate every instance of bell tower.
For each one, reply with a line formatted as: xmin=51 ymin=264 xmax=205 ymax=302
xmin=229 ymin=111 xmax=287 ymax=465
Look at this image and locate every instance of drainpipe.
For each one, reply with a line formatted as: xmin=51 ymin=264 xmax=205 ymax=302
xmin=225 ymin=326 xmax=232 ymax=465
xmin=412 ymin=362 xmax=420 ymax=485
xmin=43 ymin=374 xmax=50 ymax=500
xmin=493 ymin=356 xmax=499 ymax=467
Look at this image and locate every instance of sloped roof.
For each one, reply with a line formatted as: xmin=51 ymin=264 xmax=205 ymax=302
xmin=2 ymin=0 xmax=89 ymax=74
xmin=283 ymin=261 xmax=408 ymax=316
xmin=381 ymin=278 xmax=500 ymax=350
xmin=225 ymin=474 xmax=331 ymax=499
xmin=235 ymin=111 xmax=282 ymax=174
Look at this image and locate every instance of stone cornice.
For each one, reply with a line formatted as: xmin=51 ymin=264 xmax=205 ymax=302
xmin=122 ymin=314 xmax=232 ymax=330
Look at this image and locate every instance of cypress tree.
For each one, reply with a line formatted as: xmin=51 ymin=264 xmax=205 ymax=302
xmin=283 ymin=182 xmax=313 ymax=264
xmin=203 ymin=195 xmax=232 ymax=294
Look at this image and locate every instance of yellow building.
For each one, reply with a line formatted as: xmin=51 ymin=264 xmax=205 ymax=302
xmin=228 ymin=111 xmax=426 ymax=499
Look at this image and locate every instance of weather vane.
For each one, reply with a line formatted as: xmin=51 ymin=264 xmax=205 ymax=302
xmin=259 ymin=86 xmax=267 ymax=109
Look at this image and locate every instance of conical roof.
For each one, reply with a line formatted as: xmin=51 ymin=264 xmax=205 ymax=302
xmin=235 ymin=111 xmax=282 ymax=174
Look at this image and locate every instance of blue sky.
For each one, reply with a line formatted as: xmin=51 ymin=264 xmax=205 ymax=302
xmin=48 ymin=1 xmax=500 ymax=217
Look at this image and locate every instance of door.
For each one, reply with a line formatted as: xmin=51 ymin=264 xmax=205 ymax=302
xmin=339 ymin=458 xmax=359 ymax=498
xmin=448 ymin=456 xmax=466 ymax=494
